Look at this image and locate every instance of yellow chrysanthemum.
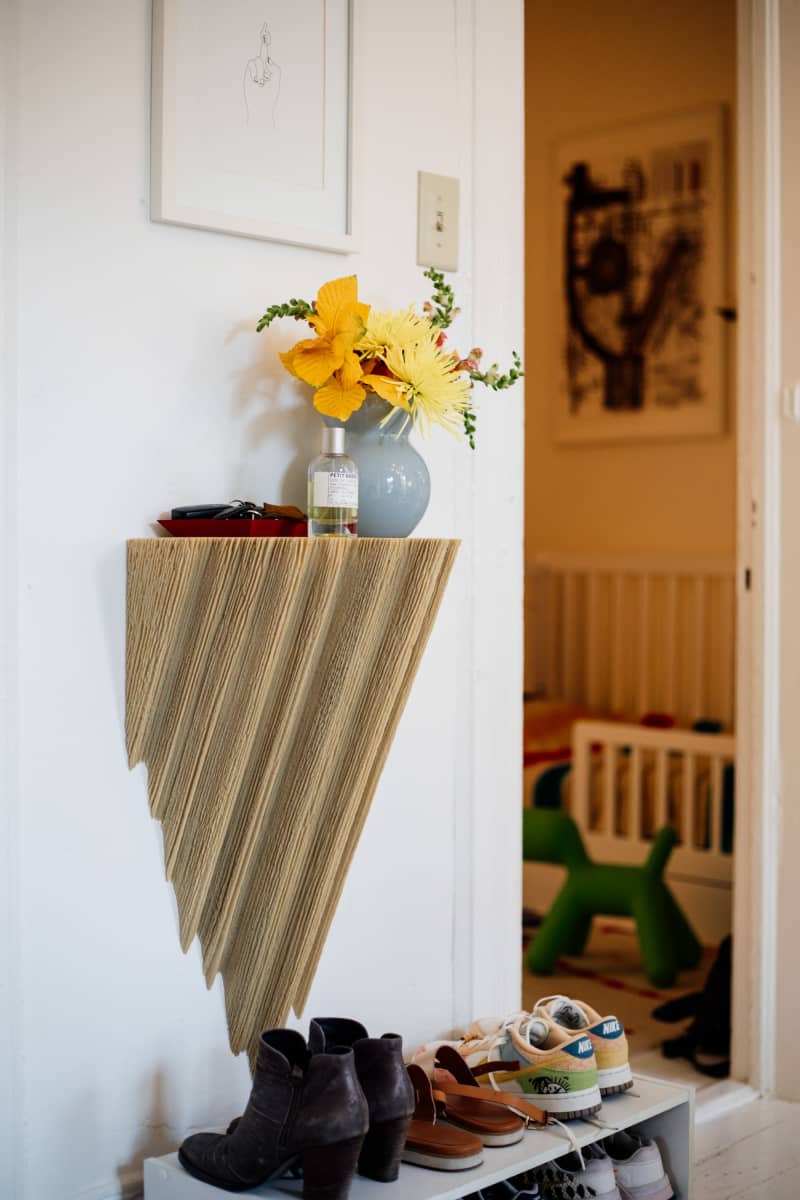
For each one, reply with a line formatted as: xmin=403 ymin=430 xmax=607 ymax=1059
xmin=359 ymin=307 xmax=431 ymax=359
xmin=382 ymin=334 xmax=473 ymax=436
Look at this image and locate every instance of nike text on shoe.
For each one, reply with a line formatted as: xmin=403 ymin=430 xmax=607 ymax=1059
xmin=533 ymin=995 xmax=634 ymax=1097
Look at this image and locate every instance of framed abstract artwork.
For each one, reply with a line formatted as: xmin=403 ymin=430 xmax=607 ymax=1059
xmin=551 ymin=106 xmax=729 ymax=444
xmin=151 ymin=0 xmax=357 ymax=253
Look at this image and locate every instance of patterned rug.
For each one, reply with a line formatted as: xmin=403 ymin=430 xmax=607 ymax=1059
xmin=522 ymin=914 xmax=716 ymax=1060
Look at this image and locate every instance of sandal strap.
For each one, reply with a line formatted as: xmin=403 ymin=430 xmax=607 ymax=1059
xmin=433 ymin=1078 xmax=548 ymax=1127
xmin=435 ymin=1045 xmax=522 ymax=1084
xmin=407 ymin=1063 xmax=437 ymax=1122
xmin=472 ymin=1059 xmax=520 ymax=1077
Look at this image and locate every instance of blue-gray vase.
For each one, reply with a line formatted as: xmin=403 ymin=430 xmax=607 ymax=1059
xmin=325 ymin=399 xmax=430 ymax=538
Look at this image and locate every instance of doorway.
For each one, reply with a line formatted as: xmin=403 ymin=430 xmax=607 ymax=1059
xmin=521 ymin=0 xmax=738 ymax=1092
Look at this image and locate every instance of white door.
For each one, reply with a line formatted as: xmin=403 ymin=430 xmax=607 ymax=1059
xmin=734 ymin=0 xmax=800 ymax=1101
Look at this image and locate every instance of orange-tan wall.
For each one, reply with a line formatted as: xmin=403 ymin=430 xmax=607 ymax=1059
xmin=525 ymin=0 xmax=737 ymax=560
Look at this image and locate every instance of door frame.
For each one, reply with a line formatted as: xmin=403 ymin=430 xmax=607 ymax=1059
xmin=731 ymin=0 xmax=781 ymax=1095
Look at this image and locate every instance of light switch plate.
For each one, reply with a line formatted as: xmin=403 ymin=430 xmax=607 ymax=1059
xmin=417 ymin=171 xmax=459 ymax=272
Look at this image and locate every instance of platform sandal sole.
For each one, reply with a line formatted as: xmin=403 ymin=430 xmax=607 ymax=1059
xmin=439 ymin=1118 xmax=524 ymax=1147
xmin=402 ymin=1146 xmax=484 ymax=1172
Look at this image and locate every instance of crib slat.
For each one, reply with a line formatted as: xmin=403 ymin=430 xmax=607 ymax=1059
xmin=719 ymin=574 xmax=735 ymax=728
xmin=612 ymin=574 xmax=625 ymax=713
xmin=638 ymin=575 xmax=651 ymax=716
xmin=665 ymin=575 xmax=679 ymax=716
xmin=682 ymin=754 xmax=695 ymax=846
xmin=602 ymin=742 xmax=616 ymax=835
xmin=655 ymin=748 xmax=669 ymax=829
xmin=629 ymin=745 xmax=642 ymax=841
xmin=543 ymin=572 xmax=555 ymax=696
xmin=587 ymin=572 xmax=600 ymax=709
xmin=692 ymin=578 xmax=707 ymax=720
xmin=572 ymin=726 xmax=591 ymax=830
xmin=563 ymin=572 xmax=576 ymax=702
xmin=709 ymin=755 xmax=723 ymax=852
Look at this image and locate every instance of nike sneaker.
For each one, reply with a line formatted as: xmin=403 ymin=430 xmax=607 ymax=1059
xmin=603 ymin=1129 xmax=674 ymax=1200
xmin=513 ymin=1145 xmax=621 ymax=1200
xmin=533 ymin=995 xmax=633 ymax=1096
xmin=414 ymin=1012 xmax=602 ymax=1120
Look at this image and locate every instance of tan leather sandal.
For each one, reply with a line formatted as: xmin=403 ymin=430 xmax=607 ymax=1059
xmin=420 ymin=1050 xmax=524 ymax=1146
xmin=402 ymin=1064 xmax=484 ymax=1172
xmin=434 ymin=1045 xmax=549 ymax=1129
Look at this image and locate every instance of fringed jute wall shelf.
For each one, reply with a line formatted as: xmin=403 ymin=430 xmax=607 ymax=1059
xmin=126 ymin=536 xmax=459 ymax=1061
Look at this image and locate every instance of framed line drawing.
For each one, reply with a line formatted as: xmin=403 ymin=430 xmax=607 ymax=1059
xmin=151 ymin=0 xmax=358 ymax=254
xmin=551 ymin=106 xmax=728 ymax=444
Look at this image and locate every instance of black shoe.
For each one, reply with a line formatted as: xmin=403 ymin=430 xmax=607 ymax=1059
xmin=179 ymin=1028 xmax=368 ymax=1198
xmin=310 ymin=1018 xmax=414 ymax=1182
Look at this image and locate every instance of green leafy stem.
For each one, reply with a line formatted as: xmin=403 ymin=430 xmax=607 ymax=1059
xmin=469 ymin=350 xmax=524 ymax=392
xmin=422 ymin=267 xmax=458 ymax=329
xmin=462 ymin=353 xmax=524 ymax=449
xmin=256 ymin=298 xmax=315 ymax=332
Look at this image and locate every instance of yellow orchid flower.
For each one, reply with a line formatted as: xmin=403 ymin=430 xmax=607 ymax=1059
xmin=314 ymin=376 xmax=366 ymax=421
xmin=312 ymin=349 xmax=367 ymax=421
xmin=280 ymin=276 xmax=370 ymax=391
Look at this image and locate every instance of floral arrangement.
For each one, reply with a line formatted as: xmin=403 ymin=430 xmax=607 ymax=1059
xmin=257 ymin=269 xmax=522 ymax=448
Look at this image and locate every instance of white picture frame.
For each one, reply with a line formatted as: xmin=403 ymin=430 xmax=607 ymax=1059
xmin=150 ymin=0 xmax=358 ymax=254
xmin=551 ymin=106 xmax=728 ymax=445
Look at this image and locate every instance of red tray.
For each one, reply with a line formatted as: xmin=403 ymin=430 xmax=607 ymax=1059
xmin=159 ymin=518 xmax=307 ymax=538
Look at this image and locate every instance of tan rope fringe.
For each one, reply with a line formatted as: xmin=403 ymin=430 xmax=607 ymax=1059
xmin=126 ymin=537 xmax=459 ymax=1062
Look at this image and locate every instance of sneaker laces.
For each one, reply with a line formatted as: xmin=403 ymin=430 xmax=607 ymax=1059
xmin=582 ymin=1113 xmax=620 ymax=1133
xmin=548 ymin=1117 xmax=585 ymax=1167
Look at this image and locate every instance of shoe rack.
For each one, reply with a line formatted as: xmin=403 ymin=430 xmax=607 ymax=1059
xmin=142 ymin=1075 xmax=694 ymax=1198
xmin=126 ymin=536 xmax=459 ymax=1061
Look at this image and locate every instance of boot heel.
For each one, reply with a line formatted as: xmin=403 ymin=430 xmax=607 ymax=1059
xmin=358 ymin=1115 xmax=411 ymax=1182
xmin=302 ymin=1134 xmax=364 ymax=1200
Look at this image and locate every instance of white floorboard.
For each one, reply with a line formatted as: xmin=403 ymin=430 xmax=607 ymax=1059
xmin=695 ymin=1097 xmax=800 ymax=1198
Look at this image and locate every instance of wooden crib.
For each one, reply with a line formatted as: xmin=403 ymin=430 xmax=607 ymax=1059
xmin=526 ymin=552 xmax=736 ymax=727
xmin=524 ymin=553 xmax=736 ymax=943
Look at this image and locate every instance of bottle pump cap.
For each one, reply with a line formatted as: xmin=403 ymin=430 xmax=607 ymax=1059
xmin=321 ymin=426 xmax=345 ymax=455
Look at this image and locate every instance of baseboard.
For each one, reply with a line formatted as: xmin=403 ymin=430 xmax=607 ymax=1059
xmin=694 ymin=1079 xmax=759 ymax=1123
xmin=71 ymin=1167 xmax=142 ymax=1200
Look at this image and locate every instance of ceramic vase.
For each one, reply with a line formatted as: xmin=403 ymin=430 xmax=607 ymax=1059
xmin=326 ymin=399 xmax=430 ymax=538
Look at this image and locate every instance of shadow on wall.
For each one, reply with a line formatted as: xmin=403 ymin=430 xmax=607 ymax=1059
xmin=115 ymin=1048 xmax=250 ymax=1194
xmin=116 ymin=1070 xmax=176 ymax=1198
xmin=228 ymin=319 xmax=320 ymax=509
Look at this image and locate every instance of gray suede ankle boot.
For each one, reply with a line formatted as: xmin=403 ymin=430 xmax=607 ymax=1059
xmin=310 ymin=1018 xmax=415 ymax=1183
xmin=179 ymin=1028 xmax=368 ymax=1197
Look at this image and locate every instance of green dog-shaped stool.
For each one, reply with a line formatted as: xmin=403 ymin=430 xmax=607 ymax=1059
xmin=523 ymin=808 xmax=702 ymax=988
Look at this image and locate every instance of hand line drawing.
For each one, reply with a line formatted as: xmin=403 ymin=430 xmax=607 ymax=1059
xmin=244 ymin=21 xmax=282 ymax=129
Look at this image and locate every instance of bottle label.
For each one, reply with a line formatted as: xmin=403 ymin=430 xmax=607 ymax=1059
xmin=313 ymin=470 xmax=358 ymax=508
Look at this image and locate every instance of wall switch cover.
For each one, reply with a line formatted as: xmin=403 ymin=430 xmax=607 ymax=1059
xmin=417 ymin=171 xmax=459 ymax=272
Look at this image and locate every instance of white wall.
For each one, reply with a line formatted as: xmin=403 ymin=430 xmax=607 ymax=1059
xmin=0 ymin=2 xmax=524 ymax=1197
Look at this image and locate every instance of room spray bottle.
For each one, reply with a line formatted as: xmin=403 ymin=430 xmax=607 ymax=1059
xmin=307 ymin=426 xmax=358 ymax=537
